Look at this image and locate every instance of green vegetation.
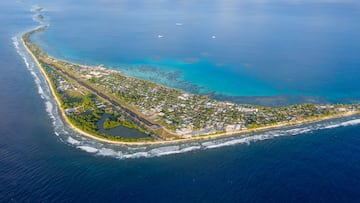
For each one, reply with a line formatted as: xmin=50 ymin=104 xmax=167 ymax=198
xmin=69 ymin=113 xmax=100 ymax=133
xmin=122 ymin=120 xmax=146 ymax=133
xmin=103 ymin=117 xmax=121 ymax=130
xmin=22 ymin=27 xmax=154 ymax=141
xmin=22 ymin=25 xmax=360 ymax=143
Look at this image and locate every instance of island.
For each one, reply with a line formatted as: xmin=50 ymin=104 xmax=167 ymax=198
xmin=36 ymin=14 xmax=44 ymax=22
xmin=22 ymin=26 xmax=360 ymax=145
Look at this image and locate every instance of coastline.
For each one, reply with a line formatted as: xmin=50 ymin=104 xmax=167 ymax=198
xmin=21 ymin=30 xmax=360 ymax=146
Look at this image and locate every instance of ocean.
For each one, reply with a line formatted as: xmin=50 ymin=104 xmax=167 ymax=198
xmin=1 ymin=0 xmax=360 ymax=202
xmin=30 ymin=0 xmax=360 ymax=105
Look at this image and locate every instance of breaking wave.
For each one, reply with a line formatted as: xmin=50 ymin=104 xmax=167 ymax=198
xmin=64 ymin=115 xmax=360 ymax=159
xmin=324 ymin=119 xmax=360 ymax=129
xmin=14 ymin=28 xmax=360 ymax=160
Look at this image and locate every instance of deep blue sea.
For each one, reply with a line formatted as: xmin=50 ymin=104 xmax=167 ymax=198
xmin=1 ymin=0 xmax=360 ymax=202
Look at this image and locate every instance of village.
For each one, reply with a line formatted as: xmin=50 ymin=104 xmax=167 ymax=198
xmin=61 ymin=62 xmax=360 ymax=138
xmin=22 ymin=26 xmax=360 ymax=141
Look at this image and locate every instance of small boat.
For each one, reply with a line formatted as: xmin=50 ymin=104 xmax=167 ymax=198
xmin=158 ymin=35 xmax=164 ymax=38
xmin=175 ymin=23 xmax=183 ymax=26
xmin=212 ymin=35 xmax=216 ymax=39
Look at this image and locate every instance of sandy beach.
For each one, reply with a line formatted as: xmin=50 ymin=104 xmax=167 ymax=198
xmin=22 ymin=34 xmax=360 ymax=146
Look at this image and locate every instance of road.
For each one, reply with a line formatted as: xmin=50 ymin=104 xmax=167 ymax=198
xmin=43 ymin=62 xmax=161 ymax=130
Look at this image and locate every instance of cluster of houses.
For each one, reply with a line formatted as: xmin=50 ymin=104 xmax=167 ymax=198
xmin=65 ymin=102 xmax=108 ymax=116
xmin=55 ymin=75 xmax=76 ymax=92
xmin=58 ymin=62 xmax=360 ymax=138
xmin=65 ymin=107 xmax=80 ymax=116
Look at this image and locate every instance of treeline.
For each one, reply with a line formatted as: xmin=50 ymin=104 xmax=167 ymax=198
xmin=68 ymin=110 xmax=102 ymax=133
xmin=103 ymin=117 xmax=121 ymax=130
xmin=103 ymin=116 xmax=147 ymax=134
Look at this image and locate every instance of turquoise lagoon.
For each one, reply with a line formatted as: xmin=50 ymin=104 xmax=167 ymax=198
xmin=30 ymin=0 xmax=360 ymax=106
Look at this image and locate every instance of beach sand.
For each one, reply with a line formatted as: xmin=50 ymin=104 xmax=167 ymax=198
xmin=22 ymin=32 xmax=360 ymax=146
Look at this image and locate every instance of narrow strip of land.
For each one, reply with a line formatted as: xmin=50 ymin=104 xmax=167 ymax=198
xmin=42 ymin=61 xmax=161 ymax=129
xmin=21 ymin=26 xmax=360 ymax=145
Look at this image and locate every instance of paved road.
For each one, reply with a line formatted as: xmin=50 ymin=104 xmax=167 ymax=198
xmin=44 ymin=62 xmax=161 ymax=130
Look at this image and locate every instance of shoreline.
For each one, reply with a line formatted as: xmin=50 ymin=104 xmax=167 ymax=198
xmin=21 ymin=32 xmax=360 ymax=146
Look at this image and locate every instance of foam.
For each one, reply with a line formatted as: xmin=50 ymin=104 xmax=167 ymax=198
xmin=13 ymin=34 xmax=60 ymax=130
xmin=77 ymin=146 xmax=98 ymax=153
xmin=149 ymin=146 xmax=180 ymax=156
xmin=122 ymin=152 xmax=150 ymax=159
xmin=202 ymin=126 xmax=316 ymax=149
xmin=324 ymin=119 xmax=360 ymax=129
xmin=95 ymin=145 xmax=203 ymax=159
xmin=342 ymin=119 xmax=360 ymax=126
xmin=127 ymin=146 xmax=147 ymax=151
xmin=97 ymin=148 xmax=121 ymax=157
xmin=13 ymin=36 xmax=46 ymax=99
xmin=67 ymin=137 xmax=81 ymax=145
xmin=45 ymin=101 xmax=54 ymax=116
xmin=204 ymin=136 xmax=256 ymax=149
xmin=13 ymin=28 xmax=360 ymax=160
xmin=179 ymin=146 xmax=202 ymax=152
xmin=201 ymin=141 xmax=217 ymax=147
xmin=285 ymin=127 xmax=312 ymax=135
